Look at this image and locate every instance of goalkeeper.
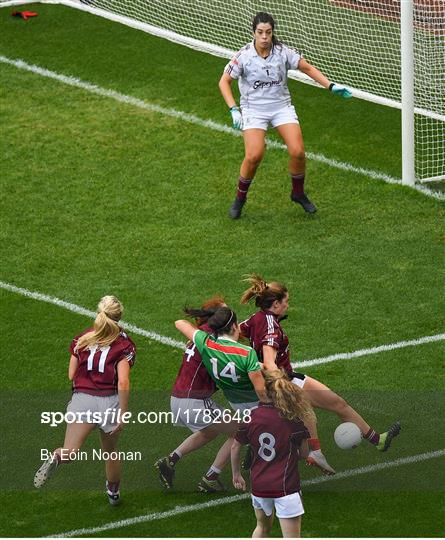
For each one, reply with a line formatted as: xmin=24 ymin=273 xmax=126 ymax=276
xmin=219 ymin=11 xmax=352 ymax=219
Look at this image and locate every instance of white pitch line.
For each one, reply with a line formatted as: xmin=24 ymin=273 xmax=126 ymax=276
xmin=1 ymin=280 xmax=444 ymax=366
xmin=293 ymin=332 xmax=445 ymax=368
xmin=302 ymin=448 xmax=445 ymax=485
xmin=1 ymin=54 xmax=443 ymax=201
xmin=0 ymin=280 xmax=186 ymax=350
xmin=48 ymin=448 xmax=445 ymax=537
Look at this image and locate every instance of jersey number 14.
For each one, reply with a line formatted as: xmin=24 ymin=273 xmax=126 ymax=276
xmin=210 ymin=357 xmax=240 ymax=383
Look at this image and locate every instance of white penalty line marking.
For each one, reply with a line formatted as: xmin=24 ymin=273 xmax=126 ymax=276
xmin=1 ymin=280 xmax=444 ymax=366
xmin=292 ymin=332 xmax=445 ymax=369
xmin=48 ymin=449 xmax=445 ymax=537
xmin=0 ymin=280 xmax=186 ymax=350
xmin=0 ymin=54 xmax=443 ymax=201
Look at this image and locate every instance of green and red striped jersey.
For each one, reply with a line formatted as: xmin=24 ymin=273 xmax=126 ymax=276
xmin=193 ymin=329 xmax=261 ymax=403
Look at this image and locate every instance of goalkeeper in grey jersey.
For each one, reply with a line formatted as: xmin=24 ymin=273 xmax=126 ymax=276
xmin=219 ymin=11 xmax=352 ymax=219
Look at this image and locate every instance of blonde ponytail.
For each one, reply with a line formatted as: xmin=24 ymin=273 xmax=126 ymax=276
xmin=264 ymin=370 xmax=315 ymax=424
xmin=75 ymin=296 xmax=123 ymax=351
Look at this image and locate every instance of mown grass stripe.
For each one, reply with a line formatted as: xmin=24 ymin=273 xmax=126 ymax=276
xmin=48 ymin=449 xmax=445 ymax=537
xmin=1 ymin=280 xmax=444 ymax=366
xmin=0 ymin=54 xmax=443 ymax=201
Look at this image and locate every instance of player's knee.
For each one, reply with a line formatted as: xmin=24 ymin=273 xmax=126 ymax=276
xmin=333 ymin=395 xmax=349 ymax=414
xmin=245 ymin=151 xmax=264 ymax=167
xmin=199 ymin=428 xmax=218 ymax=442
xmin=257 ymin=521 xmax=272 ymax=535
xmin=289 ymin=147 xmax=305 ymax=163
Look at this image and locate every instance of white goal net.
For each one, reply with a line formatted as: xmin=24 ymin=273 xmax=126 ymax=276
xmin=2 ymin=0 xmax=444 ymax=182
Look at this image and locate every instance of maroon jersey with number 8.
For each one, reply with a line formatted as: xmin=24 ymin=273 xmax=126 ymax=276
xmin=69 ymin=327 xmax=136 ymax=396
xmin=236 ymin=403 xmax=309 ymax=498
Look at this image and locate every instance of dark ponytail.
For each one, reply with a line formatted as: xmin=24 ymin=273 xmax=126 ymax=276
xmin=184 ymin=306 xmax=218 ymax=321
xmin=184 ymin=304 xmax=237 ymax=338
xmin=183 ymin=295 xmax=226 ymax=326
xmin=252 ymin=12 xmax=281 ymax=48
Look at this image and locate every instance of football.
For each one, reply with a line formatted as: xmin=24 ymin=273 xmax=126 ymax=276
xmin=334 ymin=422 xmax=362 ymax=449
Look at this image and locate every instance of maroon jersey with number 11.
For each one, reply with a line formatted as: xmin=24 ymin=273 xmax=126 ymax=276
xmin=69 ymin=327 xmax=136 ymax=396
xmin=236 ymin=403 xmax=309 ymax=498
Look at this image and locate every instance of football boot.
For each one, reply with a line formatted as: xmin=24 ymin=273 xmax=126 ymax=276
xmin=291 ymin=193 xmax=317 ymax=213
xmin=306 ymin=449 xmax=336 ymax=475
xmin=228 ymin=198 xmax=245 ymax=219
xmin=377 ymin=421 xmax=401 ymax=452
xmin=154 ymin=456 xmax=175 ymax=489
xmin=34 ymin=454 xmax=59 ymax=488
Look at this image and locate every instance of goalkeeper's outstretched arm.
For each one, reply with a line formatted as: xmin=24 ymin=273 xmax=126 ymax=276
xmin=298 ymin=58 xmax=331 ymax=88
xmin=298 ymin=59 xmax=352 ymax=98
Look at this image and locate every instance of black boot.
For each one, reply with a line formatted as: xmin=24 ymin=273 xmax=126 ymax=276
xmin=228 ymin=197 xmax=246 ymax=219
xmin=291 ymin=193 xmax=317 ymax=213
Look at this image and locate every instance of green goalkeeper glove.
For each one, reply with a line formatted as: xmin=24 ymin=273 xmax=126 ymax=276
xmin=229 ymin=106 xmax=243 ymax=130
xmin=329 ymin=83 xmax=352 ymax=99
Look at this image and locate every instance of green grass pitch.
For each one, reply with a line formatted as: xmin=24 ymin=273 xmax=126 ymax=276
xmin=0 ymin=2 xmax=444 ymax=537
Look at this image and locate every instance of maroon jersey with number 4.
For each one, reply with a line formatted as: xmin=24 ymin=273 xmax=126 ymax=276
xmin=171 ymin=323 xmax=217 ymax=399
xmin=236 ymin=403 xmax=309 ymax=498
xmin=69 ymin=328 xmax=136 ymax=396
xmin=240 ymin=310 xmax=292 ymax=373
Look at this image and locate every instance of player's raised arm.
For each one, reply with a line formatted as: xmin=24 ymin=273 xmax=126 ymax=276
xmin=298 ymin=58 xmax=352 ymax=98
xmin=174 ymin=319 xmax=197 ymax=342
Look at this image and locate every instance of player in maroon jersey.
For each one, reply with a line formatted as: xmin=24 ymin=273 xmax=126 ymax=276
xmin=33 ymin=295 xmax=136 ymax=505
xmin=232 ymin=369 xmax=313 ymax=538
xmin=155 ymin=296 xmax=240 ymax=493
xmin=240 ymin=274 xmax=401 ymax=473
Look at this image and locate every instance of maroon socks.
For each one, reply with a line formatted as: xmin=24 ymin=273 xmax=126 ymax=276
xmin=291 ymin=173 xmax=305 ymax=197
xmin=236 ymin=176 xmax=253 ymax=201
xmin=364 ymin=428 xmax=380 ymax=445
xmin=168 ymin=451 xmax=182 ymax=465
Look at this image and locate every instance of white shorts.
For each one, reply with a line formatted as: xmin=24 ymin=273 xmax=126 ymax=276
xmin=229 ymin=400 xmax=259 ymax=412
xmin=67 ymin=392 xmax=119 ymax=434
xmin=170 ymin=396 xmax=225 ymax=432
xmin=252 ymin=492 xmax=305 ymax=519
xmin=291 ymin=373 xmax=307 ymax=389
xmin=242 ymin=105 xmax=299 ymax=131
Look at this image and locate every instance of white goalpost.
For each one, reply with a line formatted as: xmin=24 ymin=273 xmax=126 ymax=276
xmin=401 ymin=0 xmax=415 ymax=186
xmin=2 ymin=0 xmax=444 ymax=185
